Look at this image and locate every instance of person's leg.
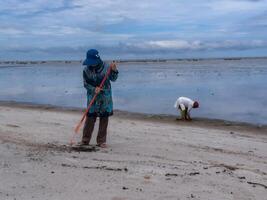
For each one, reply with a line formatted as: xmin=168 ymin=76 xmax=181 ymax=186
xmin=176 ymin=108 xmax=181 ymax=120
xmin=185 ymin=108 xmax=191 ymax=120
xmin=97 ymin=117 xmax=109 ymax=146
xmin=178 ymin=105 xmax=184 ymax=120
xmin=186 ymin=109 xmax=191 ymax=120
xmin=82 ymin=116 xmax=96 ymax=144
xmin=184 ymin=108 xmax=188 ymax=120
xmin=180 ymin=109 xmax=186 ymax=120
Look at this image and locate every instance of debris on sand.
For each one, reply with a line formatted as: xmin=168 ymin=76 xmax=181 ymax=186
xmin=6 ymin=124 xmax=20 ymax=128
xmin=60 ymin=163 xmax=129 ymax=172
xmin=188 ymin=172 xmax=200 ymax=176
xmin=212 ymin=164 xmax=239 ymax=171
xmin=247 ymin=181 xmax=267 ymax=189
xmin=61 ymin=163 xmax=77 ymax=168
xmin=144 ymin=175 xmax=151 ymax=179
xmin=70 ymin=145 xmax=99 ymax=152
xmin=83 ymin=166 xmax=128 ymax=172
xmin=165 ymin=173 xmax=178 ymax=177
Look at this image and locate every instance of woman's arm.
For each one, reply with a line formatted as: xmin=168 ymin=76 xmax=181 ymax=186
xmin=109 ymin=62 xmax=119 ymax=82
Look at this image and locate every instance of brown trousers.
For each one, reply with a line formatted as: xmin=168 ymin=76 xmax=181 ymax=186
xmin=82 ymin=116 xmax=109 ymax=145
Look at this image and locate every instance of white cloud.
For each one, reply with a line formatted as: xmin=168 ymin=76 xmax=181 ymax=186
xmin=1 ymin=0 xmax=267 ymax=59
xmin=0 ymin=0 xmax=65 ymax=15
xmin=208 ymin=0 xmax=267 ymax=13
xmin=0 ymin=27 xmax=25 ymax=35
xmin=146 ymin=40 xmax=200 ymax=50
xmin=131 ymin=39 xmax=267 ymax=51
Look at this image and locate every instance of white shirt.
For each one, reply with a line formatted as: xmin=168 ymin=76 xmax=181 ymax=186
xmin=174 ymin=97 xmax=194 ymax=111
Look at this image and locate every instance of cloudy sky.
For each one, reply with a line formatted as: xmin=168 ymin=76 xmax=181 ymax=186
xmin=0 ymin=0 xmax=267 ymax=60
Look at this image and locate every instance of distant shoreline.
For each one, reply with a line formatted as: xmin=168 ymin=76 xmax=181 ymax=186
xmin=1 ymin=56 xmax=267 ymax=65
xmin=1 ymin=100 xmax=266 ymax=134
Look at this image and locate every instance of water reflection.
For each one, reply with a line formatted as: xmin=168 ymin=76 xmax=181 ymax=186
xmin=0 ymin=59 xmax=267 ymax=124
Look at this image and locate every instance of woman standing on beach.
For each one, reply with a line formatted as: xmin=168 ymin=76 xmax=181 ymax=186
xmin=81 ymin=49 xmax=118 ymax=148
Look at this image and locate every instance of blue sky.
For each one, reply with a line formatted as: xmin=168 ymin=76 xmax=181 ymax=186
xmin=0 ymin=0 xmax=267 ymax=60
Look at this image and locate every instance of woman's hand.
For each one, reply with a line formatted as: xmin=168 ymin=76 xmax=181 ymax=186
xmin=95 ymin=87 xmax=102 ymax=94
xmin=110 ymin=62 xmax=117 ymax=71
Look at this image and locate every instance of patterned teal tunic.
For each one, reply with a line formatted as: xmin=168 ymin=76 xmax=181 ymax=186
xmin=83 ymin=62 xmax=118 ymax=117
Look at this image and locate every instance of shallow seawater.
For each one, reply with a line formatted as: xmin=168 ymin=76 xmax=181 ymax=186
xmin=0 ymin=59 xmax=267 ymax=125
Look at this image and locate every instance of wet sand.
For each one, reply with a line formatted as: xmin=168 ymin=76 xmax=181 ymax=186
xmin=0 ymin=102 xmax=267 ymax=200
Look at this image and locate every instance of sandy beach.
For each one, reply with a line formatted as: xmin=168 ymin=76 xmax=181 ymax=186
xmin=0 ymin=103 xmax=267 ymax=200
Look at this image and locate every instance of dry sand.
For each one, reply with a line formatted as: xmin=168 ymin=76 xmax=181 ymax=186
xmin=0 ymin=103 xmax=267 ymax=200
